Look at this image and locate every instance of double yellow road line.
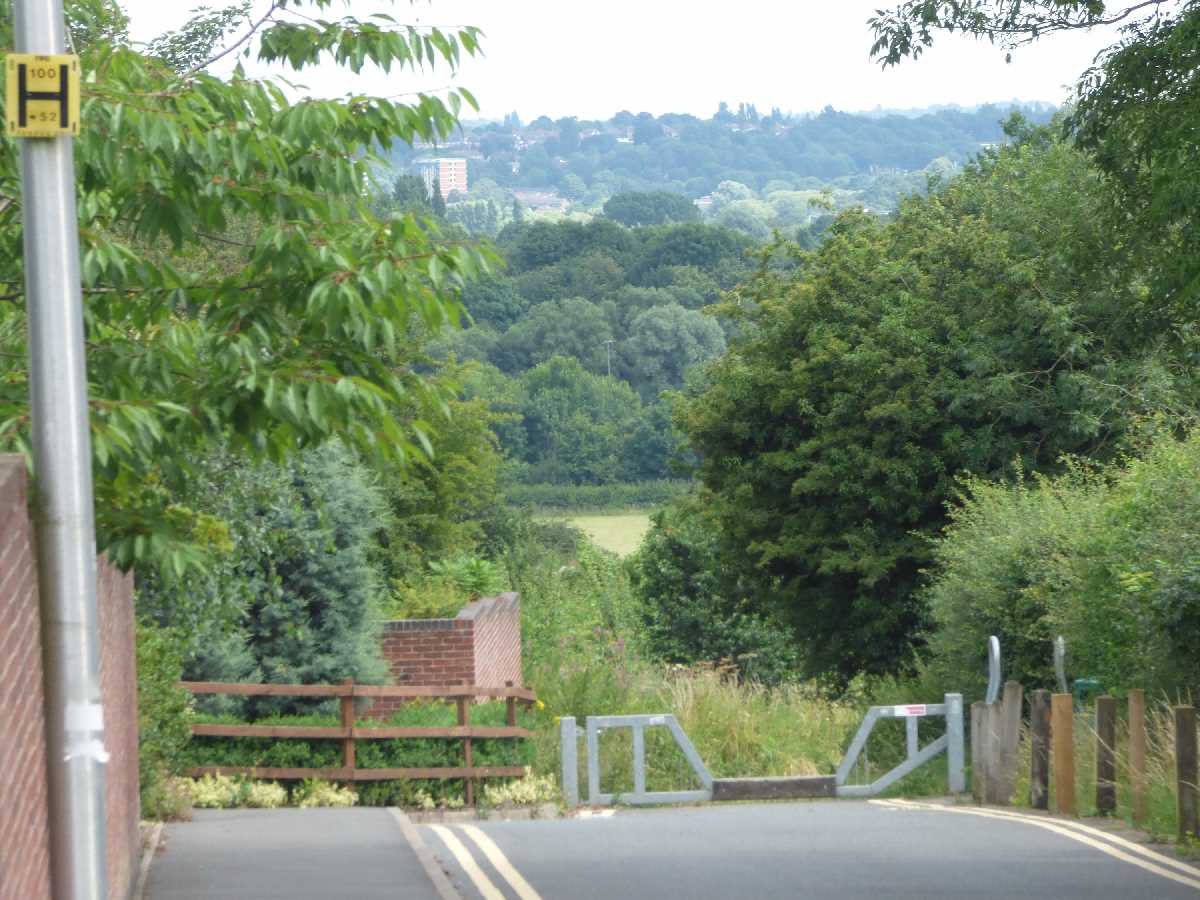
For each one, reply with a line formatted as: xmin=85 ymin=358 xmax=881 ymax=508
xmin=429 ymin=823 xmax=543 ymax=900
xmin=872 ymin=798 xmax=1200 ymax=892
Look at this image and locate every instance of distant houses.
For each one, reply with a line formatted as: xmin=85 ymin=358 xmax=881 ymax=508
xmin=512 ymin=189 xmax=569 ymax=213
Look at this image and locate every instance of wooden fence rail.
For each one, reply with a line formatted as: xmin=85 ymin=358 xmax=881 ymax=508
xmin=180 ymin=679 xmax=537 ymax=805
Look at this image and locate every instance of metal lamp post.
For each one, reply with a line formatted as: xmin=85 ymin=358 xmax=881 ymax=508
xmin=10 ymin=1 xmax=109 ymax=897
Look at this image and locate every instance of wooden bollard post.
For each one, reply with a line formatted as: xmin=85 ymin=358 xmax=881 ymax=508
xmin=1129 ymin=689 xmax=1147 ymax=824
xmin=1029 ymin=690 xmax=1051 ymax=810
xmin=458 ymin=692 xmax=474 ymax=807
xmin=505 ymin=680 xmax=517 ymax=727
xmin=971 ymin=701 xmax=987 ymax=803
xmin=1176 ymin=705 xmax=1198 ymax=843
xmin=340 ymin=677 xmax=356 ymax=777
xmin=985 ymin=701 xmax=1002 ymax=803
xmin=1052 ymin=693 xmax=1076 ymax=816
xmin=1095 ymin=696 xmax=1116 ymax=815
xmin=996 ymin=681 xmax=1023 ymax=805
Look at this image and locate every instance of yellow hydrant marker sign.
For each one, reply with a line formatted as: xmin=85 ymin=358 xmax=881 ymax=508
xmin=5 ymin=54 xmax=81 ymax=138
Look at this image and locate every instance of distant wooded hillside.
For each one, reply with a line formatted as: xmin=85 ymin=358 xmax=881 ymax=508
xmin=386 ymin=102 xmax=1056 ymax=213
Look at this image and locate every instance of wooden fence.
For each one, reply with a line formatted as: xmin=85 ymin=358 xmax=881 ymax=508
xmin=972 ymin=685 xmax=1200 ymax=843
xmin=180 ymin=679 xmax=537 ymax=805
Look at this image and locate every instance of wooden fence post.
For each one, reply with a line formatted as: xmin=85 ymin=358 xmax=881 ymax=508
xmin=971 ymin=701 xmax=986 ymax=803
xmin=1052 ymin=693 xmax=1076 ymax=816
xmin=995 ymin=681 xmax=1023 ymax=805
xmin=1176 ymin=705 xmax=1198 ymax=843
xmin=341 ymin=677 xmax=355 ymax=777
xmin=1129 ymin=689 xmax=1147 ymax=824
xmin=1095 ymin=696 xmax=1116 ymax=815
xmin=984 ymin=702 xmax=1001 ymax=803
xmin=458 ymin=693 xmax=474 ymax=807
xmin=1029 ymin=690 xmax=1051 ymax=810
xmin=505 ymin=680 xmax=517 ymax=727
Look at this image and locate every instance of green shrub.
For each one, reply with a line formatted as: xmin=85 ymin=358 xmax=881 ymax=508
xmin=245 ymin=780 xmax=289 ymax=808
xmin=181 ymin=702 xmax=536 ymax=807
xmin=293 ymin=779 xmax=357 ymax=808
xmin=383 ymin=575 xmax=468 ymax=620
xmin=921 ymin=465 xmax=1104 ymax=697
xmin=185 ymin=774 xmax=241 ymax=809
xmin=482 ymin=771 xmax=557 ymax=807
xmin=924 ymin=431 xmax=1200 ymax=696
xmin=508 ymin=536 xmax=644 ymax=673
xmin=427 ymin=555 xmax=506 ymax=599
xmin=630 ymin=493 xmax=800 ymax=684
xmin=135 ymin=622 xmax=195 ymax=820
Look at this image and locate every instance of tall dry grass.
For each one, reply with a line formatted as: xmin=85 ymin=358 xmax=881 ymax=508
xmin=1014 ymin=696 xmax=1196 ymax=841
xmin=530 ymin=664 xmax=863 ymax=795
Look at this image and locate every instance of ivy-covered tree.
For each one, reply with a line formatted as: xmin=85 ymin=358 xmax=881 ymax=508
xmin=0 ymin=0 xmax=488 ymax=574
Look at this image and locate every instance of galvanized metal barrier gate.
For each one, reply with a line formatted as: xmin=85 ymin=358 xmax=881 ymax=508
xmin=559 ymin=714 xmax=713 ymax=807
xmin=561 ymin=693 xmax=964 ymax=808
xmin=835 ymin=694 xmax=964 ymax=797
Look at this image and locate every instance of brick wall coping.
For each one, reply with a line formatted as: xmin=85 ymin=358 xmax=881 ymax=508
xmin=455 ymin=592 xmax=518 ymax=622
xmin=381 ymin=618 xmax=457 ymax=633
xmin=380 ymin=592 xmax=519 ymax=631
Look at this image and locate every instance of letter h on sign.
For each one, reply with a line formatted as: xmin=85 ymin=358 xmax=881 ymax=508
xmin=18 ymin=63 xmax=69 ymax=127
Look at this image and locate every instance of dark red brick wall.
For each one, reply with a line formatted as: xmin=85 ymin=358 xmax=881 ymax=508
xmin=373 ymin=593 xmax=523 ymax=717
xmin=373 ymin=619 xmax=475 ymax=718
xmin=0 ymin=456 xmax=141 ymax=900
xmin=0 ymin=458 xmax=52 ymax=900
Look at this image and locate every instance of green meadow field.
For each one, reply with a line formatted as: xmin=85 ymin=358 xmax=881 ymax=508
xmin=549 ymin=512 xmax=652 ymax=557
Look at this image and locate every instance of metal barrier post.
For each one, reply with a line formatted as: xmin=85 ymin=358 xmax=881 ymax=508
xmin=560 ymin=716 xmax=579 ymax=808
xmin=586 ymin=716 xmax=601 ymax=805
xmin=945 ymin=693 xmax=965 ymax=794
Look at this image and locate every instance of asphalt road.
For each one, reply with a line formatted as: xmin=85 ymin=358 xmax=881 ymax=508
xmin=423 ymin=799 xmax=1200 ymax=900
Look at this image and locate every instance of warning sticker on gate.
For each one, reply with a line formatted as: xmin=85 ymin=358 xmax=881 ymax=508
xmin=5 ymin=54 xmax=81 ymax=138
xmin=893 ymin=704 xmax=927 ymax=717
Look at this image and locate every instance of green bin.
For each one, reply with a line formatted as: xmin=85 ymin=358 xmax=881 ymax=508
xmin=1072 ymin=677 xmax=1104 ymax=708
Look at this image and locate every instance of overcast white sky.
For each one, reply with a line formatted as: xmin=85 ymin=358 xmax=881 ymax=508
xmin=119 ymin=1 xmax=1123 ymax=120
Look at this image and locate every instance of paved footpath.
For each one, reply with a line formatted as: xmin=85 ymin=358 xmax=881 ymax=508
xmin=146 ymin=808 xmax=445 ymax=900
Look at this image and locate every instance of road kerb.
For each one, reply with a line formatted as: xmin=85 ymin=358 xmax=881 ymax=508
xmin=132 ymin=821 xmax=164 ymax=900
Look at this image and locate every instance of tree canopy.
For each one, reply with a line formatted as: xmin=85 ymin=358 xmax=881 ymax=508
xmin=677 ymin=126 xmax=1193 ymax=681
xmin=871 ymin=1 xmax=1200 ymax=311
xmin=602 ymin=191 xmax=700 ymax=227
xmin=0 ymin=0 xmax=489 ymax=573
